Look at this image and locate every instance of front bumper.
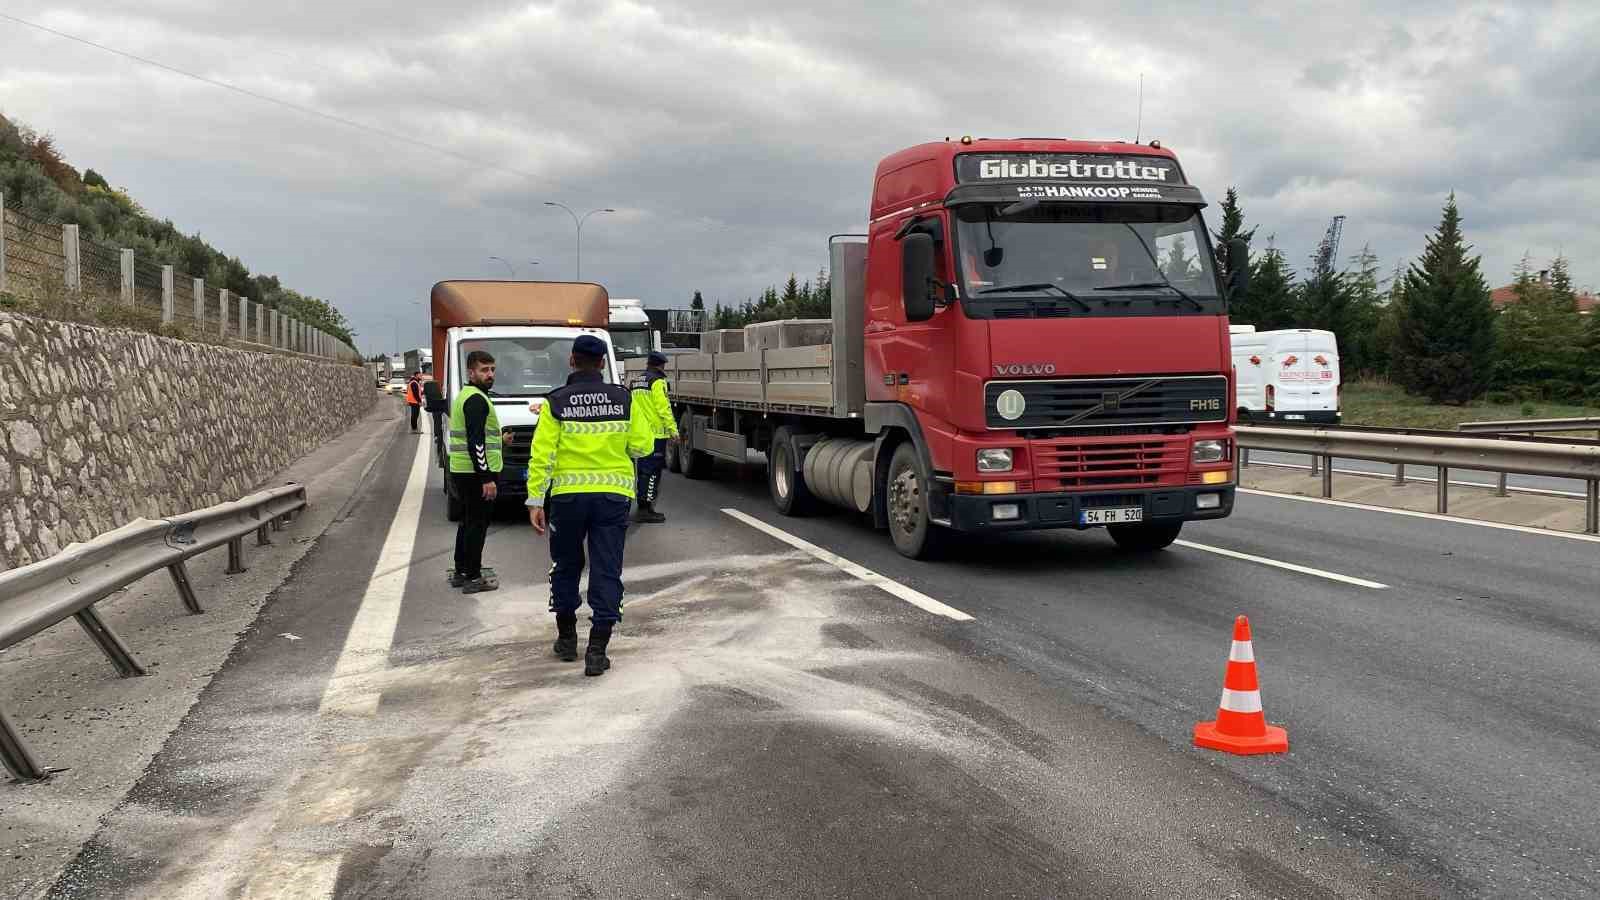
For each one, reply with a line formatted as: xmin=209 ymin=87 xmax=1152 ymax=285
xmin=1241 ymin=409 xmax=1341 ymax=425
xmin=943 ymin=484 xmax=1235 ymax=533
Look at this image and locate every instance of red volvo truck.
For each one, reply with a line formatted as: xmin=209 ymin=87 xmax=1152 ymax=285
xmin=644 ymin=137 xmax=1248 ymax=558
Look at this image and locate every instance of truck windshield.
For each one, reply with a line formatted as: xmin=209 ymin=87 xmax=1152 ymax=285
xmin=953 ymin=203 xmax=1224 ymax=317
xmin=457 ymin=336 xmax=596 ymax=396
xmin=609 ymin=327 xmax=652 ymax=358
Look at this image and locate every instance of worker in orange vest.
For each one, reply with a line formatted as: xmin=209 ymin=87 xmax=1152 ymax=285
xmin=405 ymin=371 xmax=424 ymax=433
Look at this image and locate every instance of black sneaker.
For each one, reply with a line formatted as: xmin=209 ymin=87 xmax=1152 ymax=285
xmin=633 ymin=507 xmax=666 ymax=524
xmin=461 ymin=573 xmax=499 ymax=594
xmin=446 ymin=569 xmax=466 ymax=589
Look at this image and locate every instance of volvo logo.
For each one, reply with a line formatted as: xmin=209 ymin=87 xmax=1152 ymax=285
xmin=995 ymin=389 xmax=1028 ymax=421
xmin=993 ymin=363 xmax=1057 ymax=377
xmin=1102 ymin=392 xmax=1121 ymax=410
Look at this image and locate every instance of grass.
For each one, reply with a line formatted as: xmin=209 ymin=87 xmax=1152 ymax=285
xmin=1341 ymin=379 xmax=1600 ymax=432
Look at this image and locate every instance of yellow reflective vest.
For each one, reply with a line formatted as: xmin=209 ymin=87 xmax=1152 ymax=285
xmin=525 ymin=370 xmax=655 ymax=505
xmin=628 ymin=368 xmax=679 ymax=440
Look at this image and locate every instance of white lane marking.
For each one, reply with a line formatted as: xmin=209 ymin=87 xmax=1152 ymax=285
xmin=1239 ymin=488 xmax=1600 ymax=545
xmin=1247 ymin=459 xmax=1588 ymax=499
xmin=721 ymin=508 xmax=975 ymax=621
xmin=319 ymin=436 xmax=431 ymax=716
xmin=1174 ymin=539 xmax=1389 ymax=589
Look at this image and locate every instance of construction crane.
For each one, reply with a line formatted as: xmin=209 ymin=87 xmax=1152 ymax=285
xmin=1314 ymin=215 xmax=1346 ymax=277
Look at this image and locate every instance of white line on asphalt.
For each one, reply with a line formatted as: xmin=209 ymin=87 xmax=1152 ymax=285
xmin=721 ymin=508 xmax=975 ymax=621
xmin=1248 ymin=460 xmax=1589 ymax=499
xmin=1173 ymin=539 xmax=1389 ymax=589
xmin=319 ymin=434 xmax=432 ymax=716
xmin=1238 ymin=488 xmax=1600 ymax=545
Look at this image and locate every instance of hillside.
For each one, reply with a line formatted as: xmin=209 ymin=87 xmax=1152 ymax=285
xmin=0 ymin=112 xmax=352 ymax=343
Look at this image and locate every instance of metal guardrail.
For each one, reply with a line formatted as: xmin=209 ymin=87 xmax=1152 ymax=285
xmin=0 ymin=484 xmax=306 ymax=781
xmin=1235 ymin=426 xmax=1600 ymax=533
xmin=1458 ymin=417 xmax=1600 ymax=439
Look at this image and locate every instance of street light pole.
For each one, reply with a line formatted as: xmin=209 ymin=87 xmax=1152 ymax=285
xmin=488 ymin=256 xmax=516 ymax=277
xmin=544 ymin=202 xmax=615 ymax=280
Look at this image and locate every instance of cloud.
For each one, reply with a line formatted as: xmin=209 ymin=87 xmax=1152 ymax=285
xmin=2 ymin=0 xmax=1597 ymax=353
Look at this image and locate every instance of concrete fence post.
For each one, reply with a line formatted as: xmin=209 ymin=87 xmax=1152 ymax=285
xmin=160 ymin=265 xmax=174 ymax=324
xmin=219 ymin=288 xmax=231 ymax=337
xmin=62 ymin=224 xmax=81 ymax=292
xmin=0 ymin=192 xmax=8 ymax=293
xmin=255 ymin=302 xmax=265 ymax=344
xmin=238 ymin=294 xmax=248 ymax=341
xmin=193 ymin=278 xmax=205 ymax=323
xmin=269 ymin=310 xmax=279 ymax=348
xmin=120 ymin=249 xmax=135 ymax=305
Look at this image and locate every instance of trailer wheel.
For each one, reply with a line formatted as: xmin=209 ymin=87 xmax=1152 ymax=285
xmin=679 ymin=411 xmax=714 ymax=480
xmin=445 ymin=478 xmax=465 ymax=522
xmin=1107 ymin=521 xmax=1182 ymax=552
xmin=768 ymin=426 xmax=816 ymax=516
xmin=886 ymin=442 xmax=946 ymax=560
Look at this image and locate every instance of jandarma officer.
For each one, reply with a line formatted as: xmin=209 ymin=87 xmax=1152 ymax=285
xmin=628 ymin=350 xmax=679 ymax=524
xmin=526 ymin=335 xmax=655 ymax=676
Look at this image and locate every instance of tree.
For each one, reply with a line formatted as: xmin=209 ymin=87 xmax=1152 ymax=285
xmin=1391 ymin=194 xmax=1496 ymax=404
xmin=1161 ymin=234 xmax=1197 ymax=280
xmin=1495 ymin=255 xmax=1585 ymax=400
xmin=1341 ymin=245 xmax=1388 ymax=377
xmin=1231 ymin=237 xmax=1296 ymax=329
xmin=690 ymin=290 xmax=705 ymax=311
xmin=1212 ymin=187 xmax=1257 ymax=290
xmin=82 ymin=168 xmax=109 ymax=190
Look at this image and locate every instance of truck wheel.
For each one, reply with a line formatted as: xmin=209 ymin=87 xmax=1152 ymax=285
xmin=886 ymin=442 xmax=946 ymax=560
xmin=768 ymin=427 xmax=816 ymax=516
xmin=1108 ymin=521 xmax=1182 ymax=552
xmin=445 ymin=479 xmax=465 ymax=522
xmin=679 ymin=412 xmax=714 ymax=480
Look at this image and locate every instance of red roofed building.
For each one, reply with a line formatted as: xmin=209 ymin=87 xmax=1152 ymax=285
xmin=1490 ymin=269 xmax=1598 ymax=314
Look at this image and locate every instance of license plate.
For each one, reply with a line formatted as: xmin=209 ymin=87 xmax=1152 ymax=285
xmin=1284 ymin=414 xmax=1306 ymax=420
xmin=1081 ymin=506 xmax=1143 ymax=525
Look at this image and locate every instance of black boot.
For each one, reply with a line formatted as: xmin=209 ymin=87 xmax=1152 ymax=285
xmin=633 ymin=500 xmax=665 ymax=524
xmin=553 ymin=613 xmax=578 ymax=661
xmin=584 ymin=625 xmax=613 ymax=676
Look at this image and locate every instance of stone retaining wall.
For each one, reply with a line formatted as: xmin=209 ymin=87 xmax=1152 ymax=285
xmin=0 ymin=311 xmax=377 ymax=569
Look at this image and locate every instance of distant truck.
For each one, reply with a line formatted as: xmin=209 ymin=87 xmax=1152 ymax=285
xmin=633 ymin=137 xmax=1248 ymax=559
xmin=404 ymin=347 xmax=433 ymax=377
xmin=607 ymin=298 xmax=659 ymax=380
xmin=368 ymin=361 xmax=390 ymax=387
xmin=426 ymin=281 xmax=620 ymax=520
xmin=1230 ymin=328 xmax=1341 ymax=424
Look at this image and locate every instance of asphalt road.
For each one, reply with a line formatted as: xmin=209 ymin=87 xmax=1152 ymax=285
xmin=33 ymin=417 xmax=1600 ymax=898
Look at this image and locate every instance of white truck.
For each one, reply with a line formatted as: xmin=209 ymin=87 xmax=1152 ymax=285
xmin=427 ymin=280 xmax=621 ymax=520
xmin=607 ymin=298 xmax=659 ymax=381
xmin=1230 ymin=327 xmax=1341 ymax=424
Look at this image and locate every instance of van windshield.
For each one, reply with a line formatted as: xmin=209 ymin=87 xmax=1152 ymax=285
xmin=953 ymin=203 xmax=1224 ymax=318
xmin=458 ymin=336 xmax=601 ymax=397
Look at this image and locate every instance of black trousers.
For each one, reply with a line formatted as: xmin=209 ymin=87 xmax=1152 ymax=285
xmin=408 ymin=404 xmax=421 ymax=430
xmin=548 ymin=493 xmax=630 ymax=625
xmin=635 ymin=439 xmax=666 ymax=504
xmin=453 ymin=474 xmax=493 ymax=578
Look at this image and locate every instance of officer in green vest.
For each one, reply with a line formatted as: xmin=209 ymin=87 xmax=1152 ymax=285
xmin=628 ymin=350 xmax=679 ymax=523
xmin=527 ymin=335 xmax=655 ymax=676
xmin=448 ymin=349 xmax=502 ymax=594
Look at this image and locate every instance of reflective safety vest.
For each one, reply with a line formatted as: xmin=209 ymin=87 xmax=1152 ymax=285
xmin=526 ymin=372 xmax=655 ymax=503
xmin=447 ymin=385 xmax=502 ymax=474
xmin=627 ymin=368 xmax=678 ymax=440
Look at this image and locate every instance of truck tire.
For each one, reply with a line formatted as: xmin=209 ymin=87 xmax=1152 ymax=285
xmin=679 ymin=411 xmax=714 ymax=480
xmin=768 ymin=426 xmax=816 ymax=516
xmin=445 ymin=479 xmax=464 ymax=522
xmin=1108 ymin=521 xmax=1182 ymax=552
xmin=885 ymin=442 xmax=946 ymax=560
xmin=665 ymin=434 xmax=682 ymax=474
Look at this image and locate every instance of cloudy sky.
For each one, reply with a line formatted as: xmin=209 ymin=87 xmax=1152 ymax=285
xmin=2 ymin=1 xmax=1596 ymax=354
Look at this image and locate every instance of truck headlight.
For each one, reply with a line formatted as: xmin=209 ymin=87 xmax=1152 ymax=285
xmin=1191 ymin=440 xmax=1227 ymax=463
xmin=976 ymin=448 xmax=1014 ymax=472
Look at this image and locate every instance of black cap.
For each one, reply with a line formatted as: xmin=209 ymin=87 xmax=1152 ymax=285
xmin=572 ymin=334 xmax=608 ymax=358
xmin=647 ymin=351 xmax=669 ymax=367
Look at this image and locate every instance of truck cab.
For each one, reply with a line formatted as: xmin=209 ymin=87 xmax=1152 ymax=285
xmin=607 ymin=298 xmax=658 ymax=381
xmin=861 ymin=138 xmax=1245 ymax=552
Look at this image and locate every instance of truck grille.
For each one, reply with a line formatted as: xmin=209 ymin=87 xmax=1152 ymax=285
xmin=499 ymin=425 xmax=537 ymax=480
xmin=986 ymin=376 xmax=1227 ymax=430
xmin=1032 ymin=435 xmax=1188 ymax=490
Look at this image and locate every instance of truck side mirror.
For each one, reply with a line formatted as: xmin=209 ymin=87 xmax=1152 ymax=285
xmin=901 ymin=232 xmax=938 ymax=322
xmin=1226 ymin=238 xmax=1251 ymax=299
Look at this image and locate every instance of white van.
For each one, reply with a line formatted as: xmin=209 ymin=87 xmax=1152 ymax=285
xmin=1230 ymin=328 xmax=1341 ymax=423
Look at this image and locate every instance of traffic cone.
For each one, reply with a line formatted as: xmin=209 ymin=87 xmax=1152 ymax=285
xmin=1193 ymin=615 xmax=1288 ymax=755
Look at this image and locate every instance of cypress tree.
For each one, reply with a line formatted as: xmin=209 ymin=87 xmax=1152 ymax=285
xmin=1212 ymin=187 xmax=1257 ymax=290
xmin=1391 ymin=194 xmax=1496 ymax=404
xmin=1231 ymin=238 xmax=1297 ymax=330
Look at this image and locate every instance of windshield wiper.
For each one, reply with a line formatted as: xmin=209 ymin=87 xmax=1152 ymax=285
xmin=1091 ymin=281 xmax=1205 ymax=310
xmin=975 ymin=283 xmax=1091 ymax=311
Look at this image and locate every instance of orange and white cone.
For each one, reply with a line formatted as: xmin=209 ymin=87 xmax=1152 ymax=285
xmin=1193 ymin=615 xmax=1288 ymax=755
